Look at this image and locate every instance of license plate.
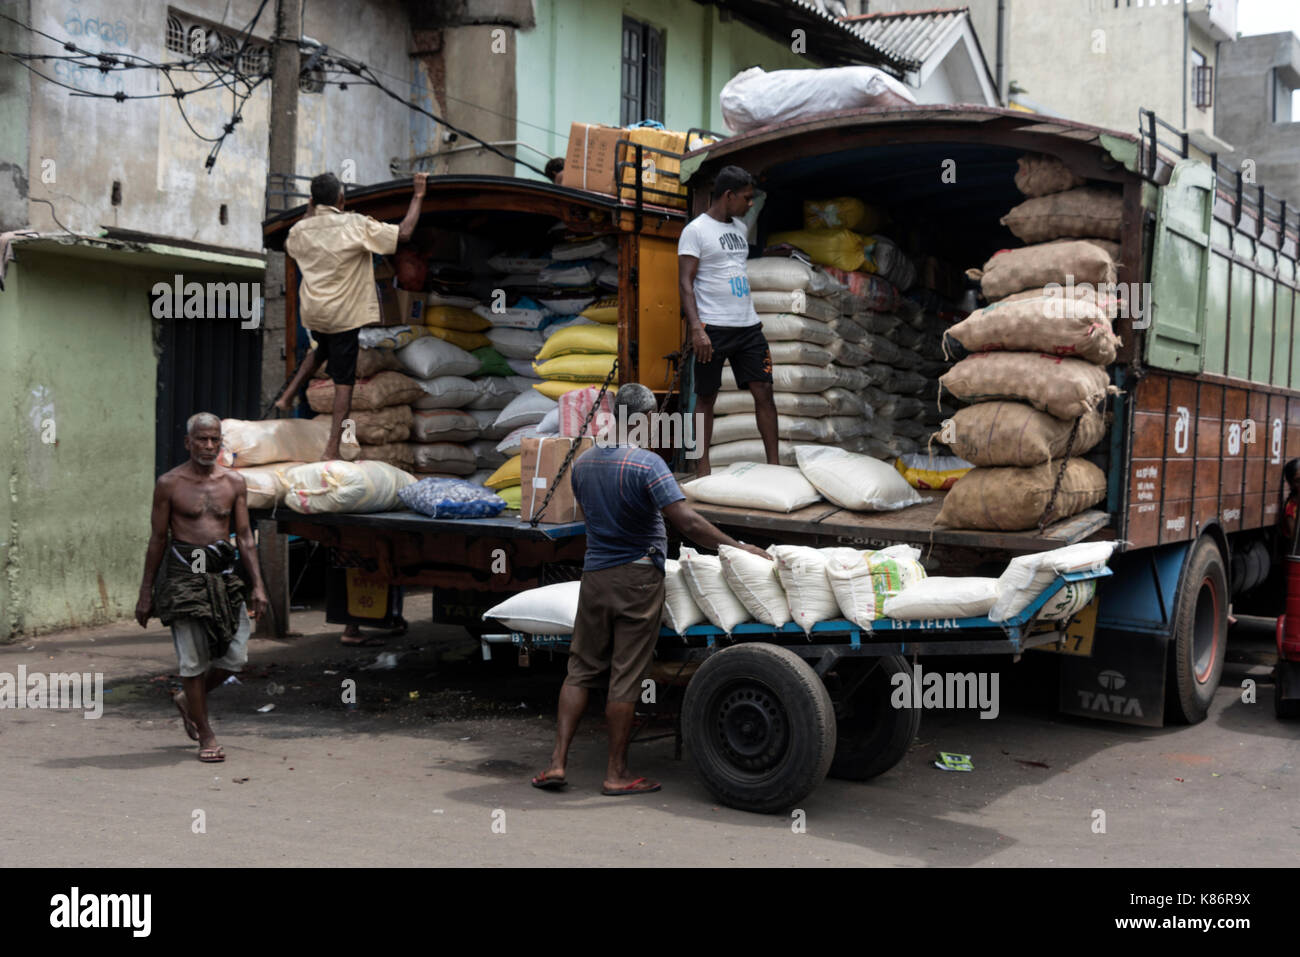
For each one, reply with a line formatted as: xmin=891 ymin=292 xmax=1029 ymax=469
xmin=1033 ymin=598 xmax=1098 ymax=656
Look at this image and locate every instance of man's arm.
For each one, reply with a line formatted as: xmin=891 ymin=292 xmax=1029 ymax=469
xmin=231 ymin=476 xmax=269 ymax=620
xmin=663 ymin=500 xmax=771 ymax=560
xmin=396 ymin=173 xmax=428 ymax=243
xmin=136 ymin=479 xmax=172 ymax=627
xmin=678 ymin=255 xmax=712 ymax=363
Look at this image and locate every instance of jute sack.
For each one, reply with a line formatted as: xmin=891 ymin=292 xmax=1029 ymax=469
xmin=968 ymin=240 xmax=1120 ymax=302
xmin=940 ymin=352 xmax=1111 ymax=420
xmin=712 ymin=390 xmax=832 ymax=417
xmin=312 ymin=347 xmax=405 ymax=380
xmin=1015 ymin=153 xmax=1086 ymax=198
xmin=1000 ymin=186 xmax=1124 ymax=243
xmin=944 ymin=296 xmax=1120 ymax=365
xmin=359 ymin=441 xmax=415 ymax=469
xmin=711 ymin=413 xmax=828 ymax=444
xmin=943 ymin=402 xmax=1107 ymax=467
xmin=348 ymin=406 xmax=414 ymax=445
xmin=307 ymin=371 xmax=424 ymax=412
xmin=935 ymin=458 xmax=1107 ymax=530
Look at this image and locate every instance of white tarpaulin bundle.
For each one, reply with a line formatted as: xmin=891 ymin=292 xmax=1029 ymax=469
xmin=284 ymin=460 xmax=416 ymax=514
xmin=720 ymin=66 xmax=917 ymax=133
xmin=219 ymin=417 xmax=358 ymax=467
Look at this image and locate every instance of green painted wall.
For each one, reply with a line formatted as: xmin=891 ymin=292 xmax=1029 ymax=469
xmin=0 ymin=249 xmax=157 ymax=638
xmin=516 ymin=0 xmax=815 ymax=174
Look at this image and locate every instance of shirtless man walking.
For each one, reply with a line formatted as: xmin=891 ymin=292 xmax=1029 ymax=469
xmin=136 ymin=413 xmax=269 ymax=762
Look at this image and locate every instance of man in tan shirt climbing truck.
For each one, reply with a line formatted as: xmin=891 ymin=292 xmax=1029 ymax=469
xmin=275 ymin=171 xmax=427 ymax=459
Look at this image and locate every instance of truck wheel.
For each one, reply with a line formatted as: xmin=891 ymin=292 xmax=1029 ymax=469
xmin=682 ymin=643 xmax=836 ymax=814
xmin=1165 ymin=537 xmax=1228 ymax=724
xmin=829 ymin=655 xmax=920 ymax=781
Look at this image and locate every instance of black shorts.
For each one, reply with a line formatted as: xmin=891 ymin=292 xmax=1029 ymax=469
xmin=693 ymin=323 xmax=773 ymax=395
xmin=313 ymin=328 xmax=360 ymax=386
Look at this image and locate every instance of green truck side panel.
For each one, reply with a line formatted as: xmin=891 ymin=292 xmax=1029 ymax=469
xmin=1146 ymin=160 xmax=1213 ymax=373
xmin=1203 ymin=218 xmax=1231 ymax=376
xmin=1253 ymin=246 xmax=1276 ymax=384
xmin=1 ymin=251 xmax=154 ymax=638
xmin=1228 ymin=241 xmax=1253 ymax=380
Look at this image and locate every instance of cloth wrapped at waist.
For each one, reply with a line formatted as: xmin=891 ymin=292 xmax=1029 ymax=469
xmin=156 ymin=540 xmax=247 ymax=660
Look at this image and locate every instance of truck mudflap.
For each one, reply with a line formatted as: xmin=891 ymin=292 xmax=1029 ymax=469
xmin=1057 ymin=542 xmax=1190 ymax=727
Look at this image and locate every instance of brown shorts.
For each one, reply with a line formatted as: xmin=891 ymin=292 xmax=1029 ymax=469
xmin=564 ymin=562 xmax=665 ymax=703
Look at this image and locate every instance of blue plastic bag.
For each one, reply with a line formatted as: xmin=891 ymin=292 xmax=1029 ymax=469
xmin=398 ymin=478 xmax=507 ymax=519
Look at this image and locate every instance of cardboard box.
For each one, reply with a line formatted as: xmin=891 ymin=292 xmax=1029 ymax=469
xmin=618 ymin=127 xmax=689 ymax=209
xmin=520 ymin=436 xmax=594 ymax=524
xmin=559 ymin=121 xmax=624 ymax=196
xmin=393 ymin=289 xmax=427 ymax=325
xmin=375 ymin=282 xmax=402 ymax=326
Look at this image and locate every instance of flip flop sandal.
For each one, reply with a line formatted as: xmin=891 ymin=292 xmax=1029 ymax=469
xmin=601 ymin=777 xmax=661 ymax=796
xmin=531 ymin=773 xmax=568 ymax=791
xmin=198 ymin=747 xmax=225 ymax=763
xmin=173 ymin=694 xmax=199 ymax=742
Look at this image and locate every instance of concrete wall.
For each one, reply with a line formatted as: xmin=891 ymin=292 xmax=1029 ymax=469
xmin=514 ymin=0 xmax=814 ymax=174
xmin=20 ymin=0 xmax=419 ymax=251
xmin=0 ymin=242 xmax=264 ymax=639
xmin=1216 ymin=32 xmax=1300 ymax=208
xmin=0 ymin=0 xmax=32 ymax=232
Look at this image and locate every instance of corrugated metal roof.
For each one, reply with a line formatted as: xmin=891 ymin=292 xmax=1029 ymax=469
xmin=842 ymin=7 xmax=969 ymax=67
xmin=711 ymin=0 xmax=917 ymax=73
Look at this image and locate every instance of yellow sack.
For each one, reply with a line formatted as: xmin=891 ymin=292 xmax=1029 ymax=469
xmin=619 ymin=128 xmax=688 ymax=208
xmin=802 ymin=197 xmax=885 ymax=233
xmin=426 ymin=305 xmax=490 ymax=333
xmin=485 ymin=455 xmax=522 ymax=490
xmin=425 ymin=325 xmax=491 ymax=351
xmin=533 ymin=353 xmax=617 ymax=382
xmin=579 ymin=298 xmax=619 ymax=324
xmin=533 ymin=379 xmax=595 ymax=399
xmin=535 ymin=324 xmax=618 ymax=360
xmin=894 ymin=453 xmax=973 ymax=491
xmin=768 ymin=228 xmax=867 ymax=272
xmin=497 ymin=484 xmax=522 ymax=510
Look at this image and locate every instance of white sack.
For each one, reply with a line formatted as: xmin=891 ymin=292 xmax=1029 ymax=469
xmin=684 ymin=462 xmax=822 ymax=513
xmin=989 ymin=541 xmax=1116 ymax=622
xmin=663 ymin=559 xmax=708 ymax=632
xmin=771 ymin=545 xmax=842 ymax=633
xmin=794 ymin=445 xmax=924 ymax=511
xmin=679 ymin=546 xmax=752 ymax=632
xmin=719 ymin=544 xmax=790 ymax=626
xmin=883 ymin=577 xmax=1001 ymax=620
xmin=483 ymin=580 xmax=581 ymax=634
xmin=284 ymin=460 xmax=416 ymax=514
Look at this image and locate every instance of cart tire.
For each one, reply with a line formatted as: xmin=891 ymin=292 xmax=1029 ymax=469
xmin=682 ymin=643 xmax=835 ymax=814
xmin=1165 ymin=537 xmax=1228 ymax=725
xmin=829 ymin=655 xmax=920 ymax=781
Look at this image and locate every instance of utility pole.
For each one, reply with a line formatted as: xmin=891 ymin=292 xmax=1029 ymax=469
xmin=257 ymin=0 xmax=303 ymax=639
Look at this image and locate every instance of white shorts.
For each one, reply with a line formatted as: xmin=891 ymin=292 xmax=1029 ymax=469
xmin=171 ymin=605 xmax=251 ymax=678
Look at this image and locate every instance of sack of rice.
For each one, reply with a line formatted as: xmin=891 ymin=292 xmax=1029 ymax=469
xmin=412 ymin=442 xmax=476 ymax=475
xmin=822 ymin=387 xmax=868 ymax=416
xmin=534 ymin=323 xmax=618 ymax=361
xmin=944 ymin=402 xmax=1107 ymax=467
xmin=752 ymin=290 xmax=839 ymax=322
xmin=721 ymin=364 xmax=837 ymax=394
xmin=359 ymin=442 xmax=414 ymax=469
xmin=746 ymin=257 xmax=839 ymax=297
xmin=828 ymin=338 xmax=870 ymax=366
xmin=485 ymin=327 xmax=545 ymax=359
xmin=802 ymin=197 xmax=886 ymax=233
xmin=307 ymin=371 xmax=423 ymax=412
xmin=712 ymin=390 xmax=831 ymax=417
xmin=794 ymin=445 xmax=924 ymax=512
xmin=426 ymin=305 xmax=491 ymax=332
xmin=313 ymin=346 xmax=405 ymax=380
xmin=832 ymin=365 xmax=870 ymax=391
xmin=708 ymin=439 xmax=798 ymax=467
xmin=284 ymin=460 xmax=416 ymax=514
xmin=412 ymin=409 xmax=478 ymax=443
xmin=767 ymin=228 xmax=868 ymax=272
xmin=482 ymin=581 xmax=581 ymax=634
xmin=719 ymin=544 xmax=790 ymax=626
xmin=771 ymin=545 xmax=841 ymax=632
xmin=662 ymin=559 xmax=708 ymax=632
xmin=219 ymin=417 xmax=359 ymax=467
xmin=358 ymin=324 xmax=429 ymax=351
xmin=236 ymin=463 xmax=303 ymax=509
xmin=935 ymin=458 xmax=1107 ymax=530
xmin=830 ymin=317 xmax=866 ymax=344
xmin=345 ymin=406 xmax=413 ymax=445
xmin=412 ymin=375 xmax=481 ymax=410
xmin=1015 ymin=153 xmax=1087 ymax=198
xmin=684 ymin=462 xmax=822 ymax=513
xmin=1000 ymin=186 xmax=1124 ymax=244
xmin=494 ymin=390 xmax=558 ymax=432
xmin=759 ymin=312 xmax=835 ymax=345
xmin=862 ymin=235 xmax=916 ymax=291
xmin=468 ymin=375 xmax=531 ymax=410
xmin=969 ymin=240 xmax=1120 ymax=302
xmin=940 ymin=352 xmax=1111 ymax=421
xmin=468 ymin=408 xmax=510 ymax=441
xmin=944 ymin=294 xmax=1119 ymax=365
xmin=769 ymin=340 xmax=833 ymax=366
xmin=989 ymin=541 xmax=1116 ymax=622
xmin=825 ymin=546 xmax=927 ymax=627
xmin=711 ymin=413 xmax=828 ymax=445
xmin=883 ymin=577 xmax=1001 ymax=620
xmin=894 ymin=453 xmax=973 ymax=490
xmin=469 ymin=438 xmax=507 ymax=469
xmin=533 ymin=353 xmax=617 ymax=383
xmin=824 ymin=415 xmax=868 ymax=440
xmin=678 ymin=546 xmax=752 ymax=632
xmin=472 ymin=296 xmax=546 ymax=330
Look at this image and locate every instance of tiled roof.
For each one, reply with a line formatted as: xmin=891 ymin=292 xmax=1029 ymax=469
xmin=841 ymin=7 xmax=969 ymax=66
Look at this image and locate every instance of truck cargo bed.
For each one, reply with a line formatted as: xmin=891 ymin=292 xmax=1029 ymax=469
xmin=250 ymin=508 xmax=585 ymax=541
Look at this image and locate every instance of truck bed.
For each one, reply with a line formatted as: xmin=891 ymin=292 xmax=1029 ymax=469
xmin=250 ymin=508 xmax=585 ymax=541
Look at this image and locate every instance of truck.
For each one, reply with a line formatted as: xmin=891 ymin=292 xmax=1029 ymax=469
xmin=259 ymin=106 xmax=1299 ymax=810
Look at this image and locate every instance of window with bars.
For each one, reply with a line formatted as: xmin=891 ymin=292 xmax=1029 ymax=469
xmin=620 ymin=17 xmax=664 ymax=126
xmin=1191 ymin=50 xmax=1212 ymax=111
xmin=165 ymin=10 xmax=271 ymax=76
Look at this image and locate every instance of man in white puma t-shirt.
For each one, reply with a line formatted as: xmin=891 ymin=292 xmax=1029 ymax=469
xmin=677 ymin=165 xmax=778 ymax=477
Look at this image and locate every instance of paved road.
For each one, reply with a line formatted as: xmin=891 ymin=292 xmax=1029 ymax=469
xmin=1 ymin=595 xmax=1295 ymax=867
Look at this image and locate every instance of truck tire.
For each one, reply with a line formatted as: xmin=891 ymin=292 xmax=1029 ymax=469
xmin=682 ymin=643 xmax=836 ymax=814
xmin=829 ymin=655 xmax=920 ymax=781
xmin=1165 ymin=537 xmax=1228 ymax=724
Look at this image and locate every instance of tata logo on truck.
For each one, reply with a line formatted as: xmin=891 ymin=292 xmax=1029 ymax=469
xmin=1077 ymin=669 xmax=1143 ymax=717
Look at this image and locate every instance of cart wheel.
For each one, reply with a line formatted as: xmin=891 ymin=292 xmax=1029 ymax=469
xmin=828 ymin=655 xmax=920 ymax=781
xmin=1165 ymin=537 xmax=1228 ymax=724
xmin=682 ymin=643 xmax=836 ymax=814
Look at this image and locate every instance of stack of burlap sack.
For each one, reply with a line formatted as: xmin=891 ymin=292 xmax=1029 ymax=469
xmin=936 ymin=153 xmax=1123 ymax=530
xmin=219 ymin=417 xmax=415 ymax=515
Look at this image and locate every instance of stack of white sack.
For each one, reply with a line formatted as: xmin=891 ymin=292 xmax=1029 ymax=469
xmin=221 ymin=417 xmax=361 ymax=510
